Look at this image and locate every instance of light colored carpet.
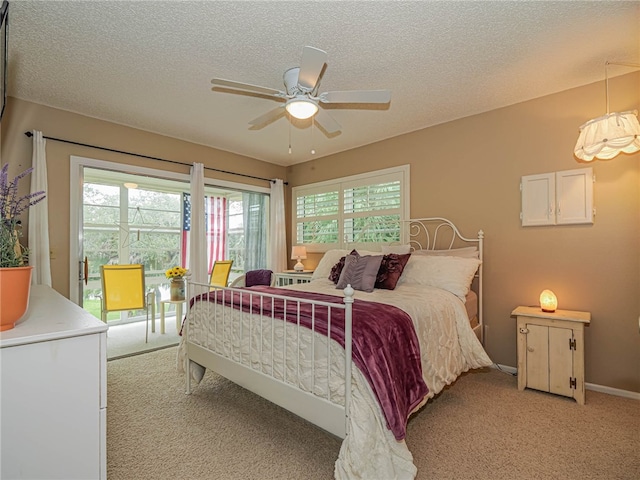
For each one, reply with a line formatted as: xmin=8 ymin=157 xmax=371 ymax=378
xmin=107 ymin=347 xmax=640 ymax=480
xmin=107 ymin=318 xmax=181 ymax=360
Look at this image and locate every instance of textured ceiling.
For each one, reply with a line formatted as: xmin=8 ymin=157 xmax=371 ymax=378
xmin=7 ymin=1 xmax=640 ymax=167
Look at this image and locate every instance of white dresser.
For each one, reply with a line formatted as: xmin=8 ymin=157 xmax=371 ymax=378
xmin=0 ymin=285 xmax=108 ymax=479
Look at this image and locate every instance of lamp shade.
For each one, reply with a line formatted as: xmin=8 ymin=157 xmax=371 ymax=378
xmin=285 ymin=97 xmax=319 ymax=120
xmin=539 ymin=289 xmax=558 ymax=313
xmin=291 ymin=245 xmax=307 ymax=272
xmin=291 ymin=246 xmax=307 ymax=260
xmin=574 ymin=110 xmax=640 ymax=162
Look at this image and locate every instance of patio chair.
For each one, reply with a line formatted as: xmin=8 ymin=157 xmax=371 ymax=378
xmin=100 ymin=264 xmax=155 ymax=343
xmin=209 ymin=260 xmax=233 ymax=289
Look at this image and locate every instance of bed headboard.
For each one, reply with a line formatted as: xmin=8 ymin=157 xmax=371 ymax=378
xmin=404 ymin=217 xmax=484 ymax=343
xmin=404 ymin=217 xmax=483 ymax=257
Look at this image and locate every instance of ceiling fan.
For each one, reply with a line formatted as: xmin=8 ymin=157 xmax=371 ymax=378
xmin=211 ymin=46 xmax=391 ymax=135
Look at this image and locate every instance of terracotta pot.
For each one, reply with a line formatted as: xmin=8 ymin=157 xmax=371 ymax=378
xmin=0 ymin=266 xmax=33 ymax=331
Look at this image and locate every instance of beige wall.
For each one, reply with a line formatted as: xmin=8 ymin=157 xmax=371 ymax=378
xmin=287 ymin=72 xmax=640 ymax=393
xmin=2 ymin=73 xmax=638 ymax=393
xmin=1 ymin=97 xmax=286 ymax=298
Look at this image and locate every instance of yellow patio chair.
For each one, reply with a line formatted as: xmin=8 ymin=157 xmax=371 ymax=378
xmin=209 ymin=260 xmax=233 ymax=289
xmin=100 ymin=264 xmax=155 ymax=343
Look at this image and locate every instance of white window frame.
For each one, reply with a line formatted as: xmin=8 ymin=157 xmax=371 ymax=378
xmin=291 ymin=165 xmax=410 ymax=253
xmin=69 ymin=156 xmax=269 ymax=304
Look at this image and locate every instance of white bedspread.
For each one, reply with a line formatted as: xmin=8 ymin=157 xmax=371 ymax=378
xmin=177 ymin=278 xmax=492 ymax=479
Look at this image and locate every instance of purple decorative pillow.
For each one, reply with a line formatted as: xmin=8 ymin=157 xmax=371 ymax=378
xmin=245 ymin=269 xmax=273 ymax=287
xmin=336 ymin=254 xmax=383 ymax=293
xmin=328 ymin=249 xmax=358 ymax=284
xmin=375 ymin=253 xmax=411 ymax=290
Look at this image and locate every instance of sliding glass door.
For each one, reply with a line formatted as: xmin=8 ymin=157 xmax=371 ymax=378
xmin=70 ymin=157 xmax=270 ymax=323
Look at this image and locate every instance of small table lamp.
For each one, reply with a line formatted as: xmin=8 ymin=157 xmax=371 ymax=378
xmin=539 ymin=289 xmax=558 ymax=312
xmin=291 ymin=246 xmax=307 ymax=272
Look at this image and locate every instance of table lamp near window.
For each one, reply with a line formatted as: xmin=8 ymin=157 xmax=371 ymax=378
xmin=291 ymin=246 xmax=307 ymax=272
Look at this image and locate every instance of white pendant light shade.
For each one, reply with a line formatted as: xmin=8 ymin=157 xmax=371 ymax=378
xmin=285 ymin=97 xmax=319 ymax=120
xmin=574 ymin=110 xmax=640 ymax=161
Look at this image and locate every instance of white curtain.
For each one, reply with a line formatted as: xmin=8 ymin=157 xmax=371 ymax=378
xmin=243 ymin=192 xmax=268 ymax=271
xmin=28 ymin=131 xmax=52 ymax=286
xmin=189 ymin=163 xmax=207 ymax=284
xmin=269 ymin=179 xmax=287 ymax=272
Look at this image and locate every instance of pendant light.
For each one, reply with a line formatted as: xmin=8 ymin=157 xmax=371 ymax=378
xmin=574 ymin=61 xmax=640 ymax=162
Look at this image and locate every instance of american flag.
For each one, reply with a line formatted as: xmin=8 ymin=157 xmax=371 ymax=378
xmin=181 ymin=192 xmax=227 ymax=273
xmin=206 ymin=196 xmax=227 ymax=273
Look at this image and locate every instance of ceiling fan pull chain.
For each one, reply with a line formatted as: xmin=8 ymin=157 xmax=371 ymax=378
xmin=311 ymin=117 xmax=316 ymax=155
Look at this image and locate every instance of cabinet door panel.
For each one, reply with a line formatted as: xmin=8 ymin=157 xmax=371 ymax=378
xmin=521 ymin=173 xmax=555 ymax=226
xmin=556 ymin=168 xmax=593 ymax=225
xmin=526 ymin=324 xmax=549 ymax=391
xmin=1 ymin=334 xmax=101 ymax=479
xmin=549 ymin=326 xmax=574 ymax=398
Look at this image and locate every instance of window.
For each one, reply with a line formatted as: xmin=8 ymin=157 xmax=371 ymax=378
xmin=80 ymin=167 xmax=269 ymax=323
xmin=292 ymin=166 xmax=409 ymax=252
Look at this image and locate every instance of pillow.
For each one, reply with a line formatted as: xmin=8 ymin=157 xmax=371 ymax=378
xmin=336 ymin=253 xmax=383 ymax=293
xmin=398 ymin=255 xmax=481 ymax=300
xmin=328 ymin=249 xmax=359 ymax=283
xmin=375 ymin=253 xmax=411 ymax=290
xmin=412 ymin=246 xmax=479 ymax=259
xmin=311 ymin=249 xmax=351 ymax=281
xmin=245 ymin=269 xmax=273 ymax=287
xmin=381 ymin=244 xmax=411 ymax=255
xmin=329 ymin=257 xmax=346 ymax=284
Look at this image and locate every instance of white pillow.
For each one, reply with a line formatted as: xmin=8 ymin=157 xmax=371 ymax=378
xmin=381 ymin=244 xmax=411 ymax=254
xmin=398 ymin=255 xmax=481 ymax=300
xmin=412 ymin=246 xmax=479 ymax=259
xmin=311 ymin=249 xmax=350 ymax=281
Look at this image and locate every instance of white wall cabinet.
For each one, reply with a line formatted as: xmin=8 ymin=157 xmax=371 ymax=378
xmin=512 ymin=306 xmax=590 ymax=405
xmin=521 ymin=167 xmax=594 ymax=226
xmin=0 ymin=285 xmax=108 ymax=479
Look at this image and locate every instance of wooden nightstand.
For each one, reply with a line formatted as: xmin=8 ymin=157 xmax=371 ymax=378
xmin=512 ymin=306 xmax=591 ymax=405
xmin=274 ymin=270 xmax=314 ymax=286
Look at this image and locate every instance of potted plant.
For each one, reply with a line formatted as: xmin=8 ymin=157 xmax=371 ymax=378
xmin=0 ymin=163 xmax=46 ymax=331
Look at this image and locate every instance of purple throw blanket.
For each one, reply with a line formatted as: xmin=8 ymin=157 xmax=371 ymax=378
xmin=194 ymin=286 xmax=428 ymax=440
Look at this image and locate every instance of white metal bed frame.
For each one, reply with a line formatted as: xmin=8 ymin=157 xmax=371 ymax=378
xmin=184 ymin=283 xmax=355 ymax=438
xmin=403 ymin=217 xmax=484 ymax=342
xmin=183 ymin=217 xmax=483 ymax=441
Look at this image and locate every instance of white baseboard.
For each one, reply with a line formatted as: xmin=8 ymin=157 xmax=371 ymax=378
xmin=492 ymin=364 xmax=640 ymax=400
xmin=585 ymin=382 xmax=640 ymax=400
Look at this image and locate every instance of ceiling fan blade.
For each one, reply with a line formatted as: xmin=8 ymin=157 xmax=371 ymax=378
xmin=211 ymin=78 xmax=284 ymax=97
xmin=314 ymin=109 xmax=341 ymax=135
xmin=297 ymin=46 xmax=327 ymax=92
xmin=248 ymin=106 xmax=285 ymax=128
xmin=319 ymin=90 xmax=391 ymax=104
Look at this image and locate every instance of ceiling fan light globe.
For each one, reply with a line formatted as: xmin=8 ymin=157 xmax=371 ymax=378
xmin=285 ymin=98 xmax=319 ymax=120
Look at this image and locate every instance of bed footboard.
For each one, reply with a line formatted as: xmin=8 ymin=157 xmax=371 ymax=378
xmin=183 ymin=281 xmax=355 ymax=439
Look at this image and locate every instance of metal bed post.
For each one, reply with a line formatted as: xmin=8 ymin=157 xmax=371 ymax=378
xmin=342 ymin=284 xmax=355 ymax=436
